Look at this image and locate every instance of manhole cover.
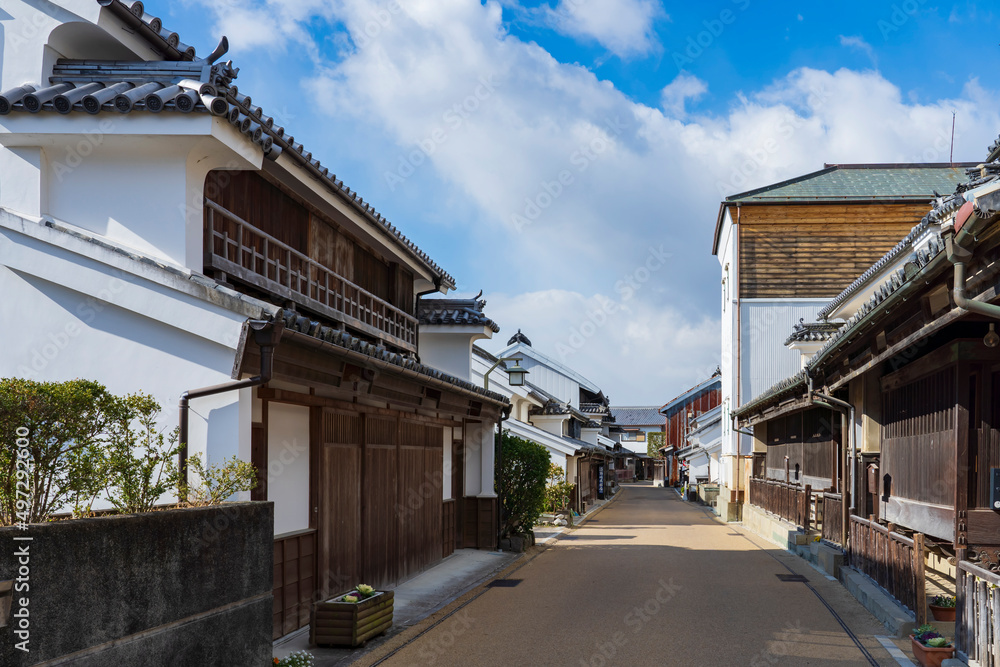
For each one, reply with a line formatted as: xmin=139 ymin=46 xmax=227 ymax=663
xmin=487 ymin=579 xmax=522 ymax=588
xmin=775 ymin=574 xmax=808 ymax=582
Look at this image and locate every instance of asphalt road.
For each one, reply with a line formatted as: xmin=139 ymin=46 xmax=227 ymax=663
xmin=369 ymin=484 xmax=901 ymax=667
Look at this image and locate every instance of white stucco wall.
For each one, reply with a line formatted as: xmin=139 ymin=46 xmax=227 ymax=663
xmin=0 ymin=213 xmax=255 ymax=506
xmin=267 ymin=402 xmax=310 ymax=536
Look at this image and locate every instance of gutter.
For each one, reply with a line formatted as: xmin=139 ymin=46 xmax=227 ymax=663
xmin=177 ymin=318 xmax=284 ymax=499
xmin=942 ymin=190 xmax=1000 ymax=321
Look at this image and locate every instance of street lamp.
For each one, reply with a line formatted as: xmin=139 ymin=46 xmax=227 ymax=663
xmin=484 ymin=357 xmax=529 ymax=390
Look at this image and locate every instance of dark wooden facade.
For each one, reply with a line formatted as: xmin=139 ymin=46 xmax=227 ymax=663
xmin=738 ymin=203 xmax=932 ymax=298
xmin=759 ymin=407 xmax=840 ymax=489
xmin=203 ymin=170 xmax=419 ymax=352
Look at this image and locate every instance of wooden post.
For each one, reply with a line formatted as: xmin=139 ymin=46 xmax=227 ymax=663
xmin=914 ymin=532 xmax=926 ymax=626
xmin=841 ymin=411 xmax=849 ymax=555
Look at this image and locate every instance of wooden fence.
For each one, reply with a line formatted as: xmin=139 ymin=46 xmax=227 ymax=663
xmin=749 ymin=478 xmax=812 ymax=530
xmin=204 ymin=199 xmax=418 ymax=352
xmin=821 ymin=492 xmax=843 ymax=545
xmin=957 ymin=559 xmax=1000 ymax=665
xmin=848 ymin=515 xmax=925 ymax=624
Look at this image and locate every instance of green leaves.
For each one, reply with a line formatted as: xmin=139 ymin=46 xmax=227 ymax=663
xmin=0 ymin=379 xmax=181 ymax=524
xmin=496 ymin=431 xmax=550 ymax=538
xmin=181 ymin=453 xmax=257 ymax=506
xmin=544 ymin=463 xmax=574 ymax=512
xmin=647 ymin=431 xmax=665 ymax=459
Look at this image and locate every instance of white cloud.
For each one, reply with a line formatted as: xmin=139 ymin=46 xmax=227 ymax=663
xmin=839 ymin=34 xmax=878 ymax=67
xmin=189 ymin=0 xmax=1000 ymax=402
xmin=660 ymin=73 xmax=708 ymax=117
xmin=542 ymin=0 xmax=664 ymax=59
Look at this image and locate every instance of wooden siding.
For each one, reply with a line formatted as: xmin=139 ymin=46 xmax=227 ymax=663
xmin=763 ymin=408 xmax=838 ymax=486
xmin=881 ymin=366 xmax=957 ymax=507
xmin=442 ymin=500 xmax=456 ymax=558
xmin=737 ymin=203 xmax=931 ymax=298
xmin=971 ymin=370 xmax=1000 ymax=509
xmin=273 ymin=530 xmax=317 ymax=640
xmin=664 ymin=387 xmax=721 ymax=450
xmin=317 ymin=410 xmax=445 ymax=594
xmin=204 ymin=169 xmax=415 ymax=314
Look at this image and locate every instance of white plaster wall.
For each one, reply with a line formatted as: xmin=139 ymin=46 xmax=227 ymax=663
xmin=267 ymin=403 xmax=311 ymax=536
xmin=442 ymin=426 xmax=453 ymax=501
xmin=464 ymin=421 xmax=483 ymax=497
xmin=419 ymin=331 xmax=474 ymax=381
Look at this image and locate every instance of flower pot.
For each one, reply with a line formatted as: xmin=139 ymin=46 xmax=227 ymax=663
xmin=929 ymin=604 xmax=956 ymax=622
xmin=909 ymin=635 xmax=954 ymax=667
xmin=310 ymin=590 xmax=394 ymax=648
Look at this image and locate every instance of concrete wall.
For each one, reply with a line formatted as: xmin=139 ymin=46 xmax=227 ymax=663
xmin=0 ymin=502 xmax=272 ymax=667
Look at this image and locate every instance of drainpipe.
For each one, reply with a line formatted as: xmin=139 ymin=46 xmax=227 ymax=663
xmin=942 ymin=213 xmax=1000 ymax=320
xmin=496 ymin=402 xmax=512 ymax=548
xmin=177 ymin=318 xmax=284 ymax=500
xmin=806 ymin=374 xmax=855 ymax=546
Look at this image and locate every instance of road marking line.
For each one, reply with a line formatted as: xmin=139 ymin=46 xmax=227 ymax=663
xmin=875 ymin=635 xmax=914 ymax=666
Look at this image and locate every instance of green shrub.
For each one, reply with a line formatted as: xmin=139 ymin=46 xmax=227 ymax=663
xmin=0 ymin=378 xmax=112 ymax=525
xmin=182 ymin=454 xmax=258 ymax=506
xmin=647 ymin=431 xmax=665 ymax=459
xmin=496 ymin=431 xmax=549 ymax=538
xmin=103 ymin=393 xmax=180 ymax=514
xmin=544 ymin=463 xmax=574 ymax=512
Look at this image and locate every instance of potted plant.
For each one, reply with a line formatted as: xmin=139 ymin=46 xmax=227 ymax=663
xmin=928 ymin=594 xmax=956 ymax=622
xmin=310 ymin=584 xmax=393 ymax=648
xmin=910 ymin=624 xmax=954 ymax=667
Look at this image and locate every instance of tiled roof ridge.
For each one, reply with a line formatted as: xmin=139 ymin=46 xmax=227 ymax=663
xmin=97 ymin=0 xmax=200 ymax=61
xmin=784 ymin=319 xmax=844 ymax=345
xmin=417 ymin=296 xmax=500 ymax=332
xmin=279 ymin=310 xmax=507 ymax=405
xmin=0 ymin=6 xmax=456 ymax=289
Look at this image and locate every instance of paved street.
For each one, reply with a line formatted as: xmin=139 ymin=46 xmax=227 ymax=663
xmin=363 ymin=484 xmax=900 ymax=666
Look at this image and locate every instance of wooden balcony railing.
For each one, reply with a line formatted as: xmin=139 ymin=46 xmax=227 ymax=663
xmin=848 ymin=515 xmax=925 ymax=623
xmin=204 ymin=199 xmax=418 ymax=352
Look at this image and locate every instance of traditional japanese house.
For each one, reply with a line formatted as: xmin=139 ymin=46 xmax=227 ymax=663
xmin=714 ymin=163 xmax=975 ymax=521
xmin=734 ymin=140 xmax=1000 ymax=574
xmin=609 ymin=406 xmax=664 ymax=480
xmin=0 ymin=0 xmax=508 ymax=641
xmin=658 ymin=371 xmax=722 ymax=486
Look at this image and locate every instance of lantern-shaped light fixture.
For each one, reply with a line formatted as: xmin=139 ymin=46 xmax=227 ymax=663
xmin=506 ymin=359 xmax=528 ymax=386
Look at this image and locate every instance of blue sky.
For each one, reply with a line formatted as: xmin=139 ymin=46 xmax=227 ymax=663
xmin=163 ymin=0 xmax=1000 ymax=403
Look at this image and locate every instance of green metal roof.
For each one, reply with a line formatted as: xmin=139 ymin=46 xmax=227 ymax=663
xmin=726 ymin=163 xmax=976 ymax=203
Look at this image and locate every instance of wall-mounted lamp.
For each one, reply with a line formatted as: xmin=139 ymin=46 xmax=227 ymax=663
xmin=986 ymin=323 xmax=999 ymax=349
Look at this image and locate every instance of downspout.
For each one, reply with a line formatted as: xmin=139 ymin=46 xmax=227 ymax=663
xmin=942 ymin=212 xmax=1000 ymax=320
xmin=733 ymin=203 xmax=743 ymax=504
xmin=496 ymin=403 xmax=512 ymax=548
xmin=806 ymin=374 xmax=855 ymax=546
xmin=178 ymin=318 xmax=284 ymax=500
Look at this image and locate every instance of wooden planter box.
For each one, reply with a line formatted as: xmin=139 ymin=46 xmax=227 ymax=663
xmin=310 ymin=590 xmax=394 ymax=648
xmin=909 ymin=636 xmax=954 ymax=667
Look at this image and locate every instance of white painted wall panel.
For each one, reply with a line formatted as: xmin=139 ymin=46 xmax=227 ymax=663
xmin=267 ymin=403 xmax=311 ymax=536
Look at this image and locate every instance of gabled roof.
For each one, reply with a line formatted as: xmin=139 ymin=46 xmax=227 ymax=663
xmin=496 ymin=338 xmax=603 ymax=395
xmin=610 ymin=406 xmax=663 ymax=426
xmin=712 ymin=163 xmax=976 ymax=255
xmin=659 ymin=373 xmax=721 ymax=416
xmin=0 ymin=1 xmax=456 ymax=289
xmin=418 ymin=297 xmax=499 ymax=332
xmin=735 ymin=141 xmax=1000 ymax=421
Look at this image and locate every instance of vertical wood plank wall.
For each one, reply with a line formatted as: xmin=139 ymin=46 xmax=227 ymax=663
xmin=273 ymin=530 xmax=317 ymax=639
